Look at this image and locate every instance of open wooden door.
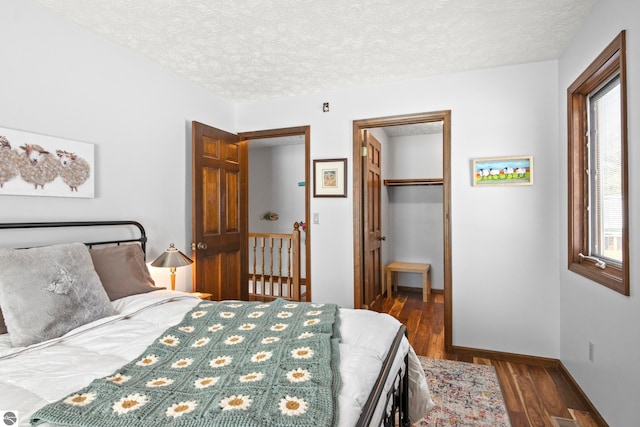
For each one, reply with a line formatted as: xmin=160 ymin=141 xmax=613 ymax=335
xmin=362 ymin=130 xmax=384 ymax=311
xmin=192 ymin=121 xmax=248 ymax=301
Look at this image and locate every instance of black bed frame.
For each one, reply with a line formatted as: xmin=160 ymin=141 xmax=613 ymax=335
xmin=0 ymin=220 xmax=410 ymax=427
xmin=0 ymin=220 xmax=147 ymax=257
xmin=358 ymin=325 xmax=411 ymax=427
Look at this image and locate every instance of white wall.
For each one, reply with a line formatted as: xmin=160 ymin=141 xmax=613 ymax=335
xmin=558 ymin=0 xmax=640 ymax=424
xmin=387 ymin=133 xmax=443 ymax=179
xmin=238 ymin=60 xmax=560 ymax=358
xmin=248 ymin=144 xmax=306 ymax=234
xmin=0 ymin=0 xmax=236 ymax=291
xmin=248 ymin=146 xmax=275 ymax=232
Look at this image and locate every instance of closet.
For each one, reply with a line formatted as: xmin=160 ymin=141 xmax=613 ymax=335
xmin=375 ymin=123 xmax=444 ymax=293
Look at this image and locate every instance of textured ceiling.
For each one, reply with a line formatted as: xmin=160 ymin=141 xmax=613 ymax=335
xmin=34 ymin=0 xmax=597 ymax=103
xmin=249 ymin=135 xmax=305 ymax=148
xmin=383 ymin=121 xmax=443 ymax=137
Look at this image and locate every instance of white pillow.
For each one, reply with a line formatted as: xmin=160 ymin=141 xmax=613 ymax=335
xmin=0 ymin=243 xmax=114 ymax=347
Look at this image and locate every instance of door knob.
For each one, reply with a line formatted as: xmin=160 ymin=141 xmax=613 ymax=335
xmin=192 ymin=242 xmax=208 ymax=250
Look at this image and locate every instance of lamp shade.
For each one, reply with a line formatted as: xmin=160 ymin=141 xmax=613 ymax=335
xmin=151 ymin=243 xmax=193 ymax=269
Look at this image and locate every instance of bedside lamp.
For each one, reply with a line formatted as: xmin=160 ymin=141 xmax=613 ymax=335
xmin=151 ymin=243 xmax=193 ymax=291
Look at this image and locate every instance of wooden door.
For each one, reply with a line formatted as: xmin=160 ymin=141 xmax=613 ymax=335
xmin=362 ymin=130 xmax=384 ymax=311
xmin=192 ymin=121 xmax=248 ymax=301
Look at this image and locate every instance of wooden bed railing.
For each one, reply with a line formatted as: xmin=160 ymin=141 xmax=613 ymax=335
xmin=248 ymin=222 xmax=301 ymax=301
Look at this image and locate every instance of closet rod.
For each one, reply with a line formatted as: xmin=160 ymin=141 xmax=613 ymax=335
xmin=383 ymin=178 xmax=443 ymax=187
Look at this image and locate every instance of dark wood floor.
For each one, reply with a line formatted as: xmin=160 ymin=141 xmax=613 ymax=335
xmin=382 ymin=290 xmax=604 ymax=427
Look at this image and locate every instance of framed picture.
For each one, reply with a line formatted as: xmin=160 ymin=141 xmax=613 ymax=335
xmin=0 ymin=127 xmax=95 ymax=198
xmin=472 ymin=155 xmax=533 ymax=186
xmin=314 ymin=158 xmax=347 ymax=197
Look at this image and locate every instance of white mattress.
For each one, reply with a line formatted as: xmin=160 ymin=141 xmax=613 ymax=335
xmin=0 ymin=290 xmax=431 ymax=426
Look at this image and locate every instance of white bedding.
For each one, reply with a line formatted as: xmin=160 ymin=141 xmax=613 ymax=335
xmin=0 ymin=290 xmax=431 ymax=426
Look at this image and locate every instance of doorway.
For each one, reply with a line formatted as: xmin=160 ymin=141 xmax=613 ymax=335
xmin=352 ymin=111 xmax=452 ymax=352
xmin=239 ymin=126 xmax=311 ymax=301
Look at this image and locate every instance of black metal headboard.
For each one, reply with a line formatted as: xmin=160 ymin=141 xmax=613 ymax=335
xmin=0 ymin=221 xmax=147 ymax=257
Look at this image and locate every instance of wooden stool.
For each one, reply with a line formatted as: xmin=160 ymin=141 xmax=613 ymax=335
xmin=385 ymin=262 xmax=431 ymax=302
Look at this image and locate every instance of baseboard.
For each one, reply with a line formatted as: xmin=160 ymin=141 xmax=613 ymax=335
xmin=452 ymin=345 xmax=559 ymax=367
xmin=397 ymin=285 xmax=421 ymax=293
xmin=397 ymin=286 xmax=443 ymax=294
xmin=452 ymin=345 xmax=608 ymax=426
xmin=557 ymin=362 xmax=609 ymax=426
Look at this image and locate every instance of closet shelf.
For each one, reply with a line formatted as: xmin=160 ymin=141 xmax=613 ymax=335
xmin=383 ymin=178 xmax=443 ymax=187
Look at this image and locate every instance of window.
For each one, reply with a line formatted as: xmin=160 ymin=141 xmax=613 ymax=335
xmin=568 ymin=31 xmax=629 ymax=295
xmin=589 ymin=76 xmax=622 ymax=263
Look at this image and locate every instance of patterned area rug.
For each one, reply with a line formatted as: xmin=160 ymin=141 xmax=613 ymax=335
xmin=415 ymin=357 xmax=511 ymax=427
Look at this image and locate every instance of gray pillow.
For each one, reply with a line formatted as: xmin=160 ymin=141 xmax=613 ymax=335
xmin=89 ymin=244 xmax=164 ymax=301
xmin=0 ymin=243 xmax=115 ymax=347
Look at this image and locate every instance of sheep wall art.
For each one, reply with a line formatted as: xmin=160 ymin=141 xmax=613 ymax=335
xmin=0 ymin=127 xmax=94 ymax=198
xmin=472 ymin=155 xmax=533 ymax=186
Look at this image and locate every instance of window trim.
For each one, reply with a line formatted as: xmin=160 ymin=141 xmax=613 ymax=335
xmin=567 ymin=30 xmax=629 ymax=295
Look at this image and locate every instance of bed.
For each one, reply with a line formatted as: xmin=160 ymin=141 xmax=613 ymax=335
xmin=0 ymin=221 xmax=432 ymax=427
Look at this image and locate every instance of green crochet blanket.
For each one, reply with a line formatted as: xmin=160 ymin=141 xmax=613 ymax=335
xmin=32 ymin=299 xmax=341 ymax=427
